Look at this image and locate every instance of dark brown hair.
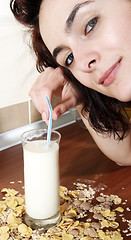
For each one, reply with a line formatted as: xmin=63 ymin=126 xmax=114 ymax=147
xmin=10 ymin=0 xmax=130 ymax=140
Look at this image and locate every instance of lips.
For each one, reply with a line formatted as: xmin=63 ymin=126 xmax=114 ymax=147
xmin=99 ymin=58 xmax=122 ymax=87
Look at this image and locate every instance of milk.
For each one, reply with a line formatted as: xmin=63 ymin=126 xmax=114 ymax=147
xmin=23 ymin=140 xmax=60 ymax=219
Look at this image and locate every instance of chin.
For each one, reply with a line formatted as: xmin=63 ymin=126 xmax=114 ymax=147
xmin=117 ymin=93 xmax=131 ymax=103
xmin=115 ymin=84 xmax=131 ymax=102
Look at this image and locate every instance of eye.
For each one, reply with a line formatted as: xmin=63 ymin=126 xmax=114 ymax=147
xmin=65 ymin=53 xmax=74 ymax=67
xmin=85 ymin=17 xmax=98 ymax=35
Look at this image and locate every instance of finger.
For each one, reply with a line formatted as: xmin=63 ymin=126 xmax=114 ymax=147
xmin=29 ymin=90 xmax=50 ymax=120
xmin=52 ymin=96 xmax=78 ymax=120
xmin=29 ymin=67 xmax=65 ymax=119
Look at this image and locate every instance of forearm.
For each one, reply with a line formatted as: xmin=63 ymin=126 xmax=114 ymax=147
xmin=77 ymin=105 xmax=131 ymax=166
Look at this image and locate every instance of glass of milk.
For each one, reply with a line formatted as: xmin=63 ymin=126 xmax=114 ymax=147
xmin=21 ymin=129 xmax=61 ymax=230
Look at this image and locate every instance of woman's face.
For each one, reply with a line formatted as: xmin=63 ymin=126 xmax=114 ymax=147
xmin=39 ymin=0 xmax=131 ymax=102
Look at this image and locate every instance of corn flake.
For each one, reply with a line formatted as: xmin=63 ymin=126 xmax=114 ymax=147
xmin=62 ymin=230 xmax=74 ymax=240
xmin=112 ymin=231 xmax=123 ymax=240
xmin=18 ymin=223 xmax=32 ymax=237
xmin=0 ymin=184 xmax=128 ymax=240
xmin=114 ymin=197 xmax=122 ymax=205
xmin=109 ymin=221 xmax=119 ymax=229
xmin=7 ymin=212 xmax=22 ymax=225
xmin=101 ymin=209 xmax=116 ymax=218
xmin=115 ymin=207 xmax=124 ymax=213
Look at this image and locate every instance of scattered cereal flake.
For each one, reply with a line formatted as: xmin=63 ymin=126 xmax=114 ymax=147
xmin=69 ymin=190 xmax=79 ymax=198
xmin=1 ymin=188 xmax=18 ymax=197
xmin=65 ymin=209 xmax=77 ymax=217
xmin=126 ymin=207 xmax=131 ymax=212
xmin=7 ymin=212 xmax=22 ymax=225
xmin=68 ymin=229 xmax=78 ymax=237
xmin=84 ymin=227 xmax=98 ymax=238
xmin=114 ymin=197 xmax=122 ymax=204
xmin=115 ymin=207 xmax=124 ymax=213
xmin=0 ymin=201 xmax=6 ymax=212
xmin=0 ymin=226 xmax=9 ymax=240
xmin=14 ymin=205 xmax=25 ymax=216
xmin=112 ymin=230 xmax=123 ymax=240
xmin=101 ymin=209 xmax=116 ymax=218
xmin=97 ymin=229 xmax=106 ymax=239
xmin=18 ymin=180 xmax=22 ymax=183
xmin=110 ymin=221 xmax=119 ymax=229
xmin=122 ymin=217 xmax=127 ymax=223
xmin=60 ymin=186 xmax=70 ymax=200
xmin=18 ymin=223 xmax=32 ymax=237
xmin=82 ymin=222 xmax=90 ymax=228
xmin=93 ymin=212 xmax=103 ymax=221
xmin=101 ymin=219 xmax=110 ymax=228
xmin=10 ymin=181 xmax=15 ymax=184
xmin=96 ymin=196 xmax=105 ymax=202
xmin=104 ymin=236 xmax=112 ymax=240
xmin=60 ymin=204 xmax=65 ymax=214
xmin=15 ymin=196 xmax=24 ymax=204
xmin=0 ymin=183 xmax=130 ymax=239
xmin=0 ymin=226 xmax=9 ymax=234
xmin=60 ymin=186 xmax=68 ymax=193
xmin=0 ymin=233 xmax=9 ymax=240
xmin=70 ymin=220 xmax=79 ymax=229
xmin=79 ymin=198 xmax=87 ymax=202
xmin=6 ymin=197 xmax=18 ymax=208
xmin=126 ymin=233 xmax=131 ymax=237
xmin=62 ymin=230 xmax=74 ymax=240
xmin=80 ymin=237 xmax=92 ymax=240
xmin=80 ymin=202 xmax=91 ymax=210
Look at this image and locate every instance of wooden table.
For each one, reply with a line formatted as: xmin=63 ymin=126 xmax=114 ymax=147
xmin=0 ymin=120 xmax=131 ymax=238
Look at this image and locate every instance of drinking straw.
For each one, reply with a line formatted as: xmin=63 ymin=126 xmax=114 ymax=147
xmin=46 ymin=96 xmax=52 ymax=148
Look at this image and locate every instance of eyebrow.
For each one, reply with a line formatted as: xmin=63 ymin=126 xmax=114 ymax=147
xmin=53 ymin=46 xmax=63 ymax=59
xmin=65 ymin=0 xmax=94 ymax=34
xmin=53 ymin=0 xmax=94 ymax=59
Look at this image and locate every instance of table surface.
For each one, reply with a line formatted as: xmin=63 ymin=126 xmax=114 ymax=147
xmin=0 ymin=120 xmax=131 ymax=238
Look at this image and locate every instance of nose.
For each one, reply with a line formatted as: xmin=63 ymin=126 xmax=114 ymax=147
xmin=74 ymin=48 xmax=100 ymax=73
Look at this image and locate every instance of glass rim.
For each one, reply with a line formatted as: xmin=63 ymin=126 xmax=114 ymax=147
xmin=21 ymin=128 xmax=61 ymax=144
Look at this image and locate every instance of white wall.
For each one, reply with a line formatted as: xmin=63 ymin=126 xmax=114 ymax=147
xmin=0 ymin=0 xmax=39 ymax=108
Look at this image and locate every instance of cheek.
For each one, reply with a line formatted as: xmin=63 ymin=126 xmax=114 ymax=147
xmin=103 ymin=28 xmax=125 ymax=49
xmin=118 ymin=20 xmax=131 ymax=45
xmin=102 ymin=10 xmax=131 ymax=48
xmin=72 ymin=71 xmax=96 ymax=89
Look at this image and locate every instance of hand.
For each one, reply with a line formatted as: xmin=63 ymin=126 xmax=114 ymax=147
xmin=29 ymin=67 xmax=80 ymax=122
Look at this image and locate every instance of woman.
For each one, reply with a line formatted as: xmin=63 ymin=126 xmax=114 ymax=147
xmin=10 ymin=0 xmax=131 ymax=165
